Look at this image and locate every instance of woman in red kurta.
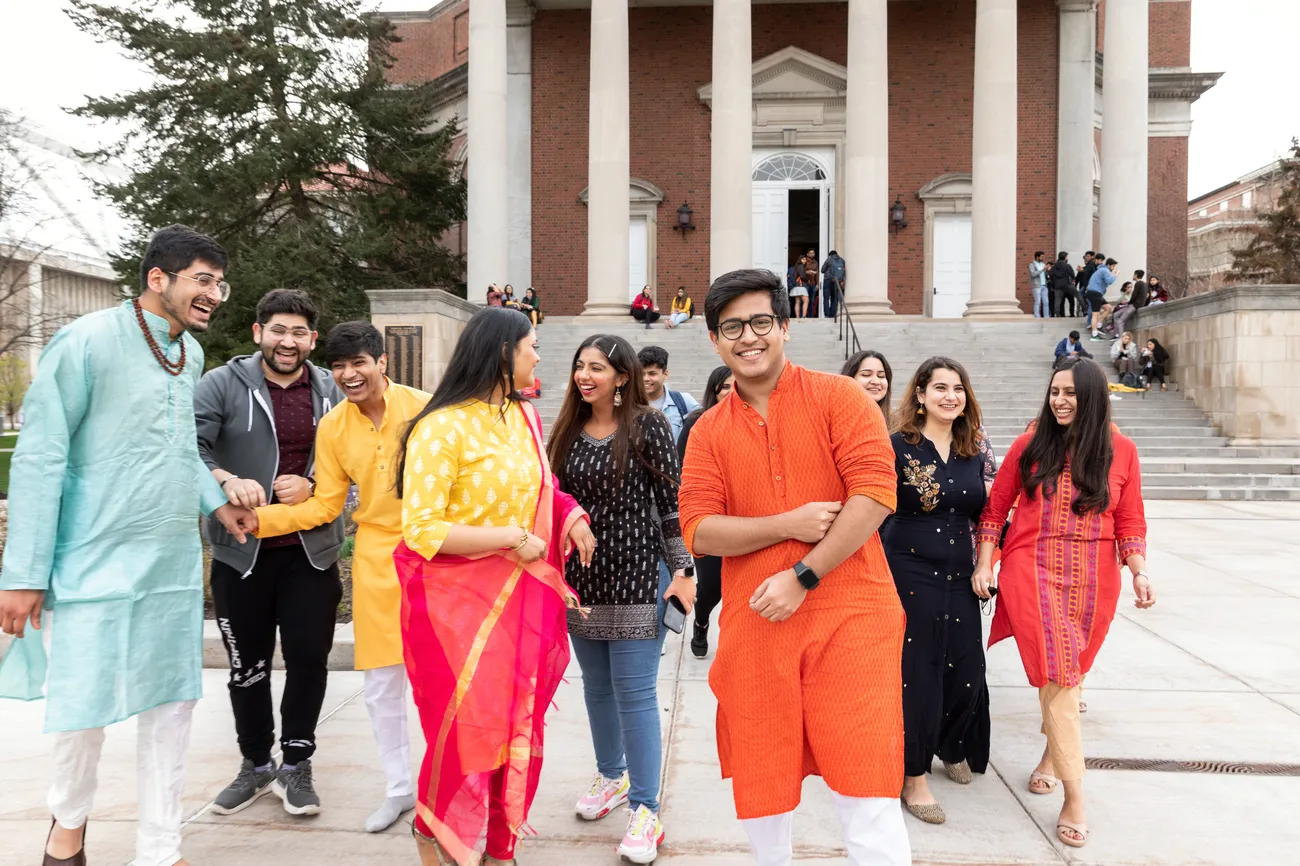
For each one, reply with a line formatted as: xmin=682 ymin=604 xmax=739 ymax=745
xmin=972 ymin=358 xmax=1156 ymax=851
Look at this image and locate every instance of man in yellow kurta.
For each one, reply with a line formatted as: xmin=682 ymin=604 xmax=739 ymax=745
xmin=252 ymin=321 xmax=429 ymax=833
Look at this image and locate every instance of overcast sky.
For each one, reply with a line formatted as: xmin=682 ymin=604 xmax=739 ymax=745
xmin=2 ymin=0 xmax=1295 ymax=200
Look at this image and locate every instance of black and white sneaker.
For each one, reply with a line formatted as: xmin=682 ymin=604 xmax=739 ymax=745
xmin=691 ymin=620 xmax=709 ymax=659
xmin=273 ymin=759 xmax=322 ymax=816
xmin=211 ymin=758 xmax=277 ymax=815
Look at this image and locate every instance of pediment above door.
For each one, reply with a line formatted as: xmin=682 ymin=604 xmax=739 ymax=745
xmin=697 ymin=46 xmax=847 ymax=109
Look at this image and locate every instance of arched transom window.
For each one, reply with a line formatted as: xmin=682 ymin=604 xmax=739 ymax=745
xmin=752 ymin=153 xmax=826 ymax=182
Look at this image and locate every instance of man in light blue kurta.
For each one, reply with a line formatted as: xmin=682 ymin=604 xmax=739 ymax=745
xmin=0 ymin=226 xmax=252 ymax=866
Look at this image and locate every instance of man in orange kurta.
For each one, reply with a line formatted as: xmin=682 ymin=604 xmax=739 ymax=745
xmin=679 ymin=269 xmax=911 ymax=866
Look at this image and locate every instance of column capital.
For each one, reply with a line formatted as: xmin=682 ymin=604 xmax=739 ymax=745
xmin=1056 ymin=0 xmax=1098 ymax=11
xmin=506 ymin=0 xmax=535 ymax=27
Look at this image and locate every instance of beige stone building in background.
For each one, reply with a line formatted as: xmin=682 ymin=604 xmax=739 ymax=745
xmin=0 ymin=120 xmax=127 ymax=375
xmin=1186 ymin=159 xmax=1284 ymax=294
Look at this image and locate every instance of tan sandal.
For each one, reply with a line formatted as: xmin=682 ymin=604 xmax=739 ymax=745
xmin=1028 ymin=771 xmax=1059 ymax=795
xmin=943 ymin=760 xmax=973 ymax=785
xmin=411 ymin=822 xmax=452 ymax=866
xmin=902 ymin=796 xmax=946 ymax=825
xmin=1057 ymin=819 xmax=1089 ymax=848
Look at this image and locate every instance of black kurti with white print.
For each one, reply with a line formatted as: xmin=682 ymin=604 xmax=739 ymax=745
xmin=563 ymin=411 xmax=692 ymax=640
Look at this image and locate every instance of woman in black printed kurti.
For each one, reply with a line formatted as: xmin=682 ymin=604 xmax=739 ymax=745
xmin=546 ymin=334 xmax=694 ymax=863
xmin=885 ymin=357 xmax=994 ymax=826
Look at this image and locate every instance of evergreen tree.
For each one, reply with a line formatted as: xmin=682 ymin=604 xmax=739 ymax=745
xmin=1230 ymin=140 xmax=1300 ymax=286
xmin=69 ymin=0 xmax=466 ymax=365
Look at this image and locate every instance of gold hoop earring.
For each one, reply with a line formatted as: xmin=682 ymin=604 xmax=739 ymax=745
xmin=613 ymin=388 xmax=623 ymax=408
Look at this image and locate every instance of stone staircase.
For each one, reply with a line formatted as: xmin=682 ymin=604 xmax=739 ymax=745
xmin=529 ymin=316 xmax=1300 ymax=500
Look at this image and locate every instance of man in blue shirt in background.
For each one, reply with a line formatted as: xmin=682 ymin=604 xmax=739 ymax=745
xmin=1085 ymin=256 xmax=1119 ymax=340
xmin=639 ymin=345 xmax=701 ymax=446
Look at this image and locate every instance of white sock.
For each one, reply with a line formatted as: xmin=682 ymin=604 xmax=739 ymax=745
xmin=365 ymin=794 xmax=416 ymax=833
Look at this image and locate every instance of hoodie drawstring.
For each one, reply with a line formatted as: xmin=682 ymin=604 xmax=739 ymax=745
xmin=247 ymin=389 xmax=254 ymax=432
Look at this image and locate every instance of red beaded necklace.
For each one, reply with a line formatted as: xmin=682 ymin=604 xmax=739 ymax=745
xmin=132 ymin=298 xmax=186 ymax=376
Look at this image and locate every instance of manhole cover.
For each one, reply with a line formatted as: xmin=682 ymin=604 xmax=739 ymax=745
xmin=1085 ymin=758 xmax=1300 ymax=777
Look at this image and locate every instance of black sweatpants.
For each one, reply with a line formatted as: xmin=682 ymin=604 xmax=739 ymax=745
xmin=694 ymin=554 xmax=723 ymax=628
xmin=210 ymin=545 xmax=342 ymax=766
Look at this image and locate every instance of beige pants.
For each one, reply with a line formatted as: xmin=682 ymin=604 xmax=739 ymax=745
xmin=1039 ymin=683 xmax=1085 ymax=782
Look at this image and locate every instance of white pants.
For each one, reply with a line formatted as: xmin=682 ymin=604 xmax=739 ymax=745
xmin=741 ymin=793 xmax=911 ymax=866
xmin=47 ymin=700 xmax=197 ymax=866
xmin=363 ymin=664 xmax=413 ymax=798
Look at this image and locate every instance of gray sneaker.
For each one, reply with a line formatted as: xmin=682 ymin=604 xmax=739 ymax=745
xmin=211 ymin=758 xmax=277 ymax=815
xmin=273 ymin=759 xmax=321 ymax=816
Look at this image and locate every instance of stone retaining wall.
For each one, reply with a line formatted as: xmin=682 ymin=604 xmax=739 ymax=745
xmin=1134 ymin=285 xmax=1300 ymax=444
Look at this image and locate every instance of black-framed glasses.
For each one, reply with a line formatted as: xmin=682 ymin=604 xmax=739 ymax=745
xmin=168 ymin=271 xmax=231 ymax=302
xmin=717 ymin=314 xmax=777 ymax=341
xmin=264 ymin=324 xmax=312 ymax=340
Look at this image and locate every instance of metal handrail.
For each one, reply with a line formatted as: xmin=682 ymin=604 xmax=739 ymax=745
xmin=832 ymin=280 xmax=862 ymax=359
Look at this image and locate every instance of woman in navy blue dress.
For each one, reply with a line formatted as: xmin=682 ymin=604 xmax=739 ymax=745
xmin=885 ymin=356 xmax=994 ymax=826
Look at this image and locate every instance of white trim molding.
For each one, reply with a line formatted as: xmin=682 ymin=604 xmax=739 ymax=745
xmin=917 ymin=173 xmax=972 ymax=317
xmin=579 ymin=178 xmax=666 ymax=297
xmin=698 ymin=46 xmax=850 ymax=252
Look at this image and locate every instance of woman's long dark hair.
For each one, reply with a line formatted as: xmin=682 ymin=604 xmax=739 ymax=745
xmin=1019 ymin=358 xmax=1114 ymax=515
xmin=546 ymin=334 xmax=675 ymax=489
xmin=892 ymin=357 xmax=984 ymax=459
xmin=1147 ymin=338 xmax=1169 ymax=365
xmin=840 ymin=349 xmax=893 ymax=412
xmin=395 ymin=307 xmax=534 ymax=497
xmin=701 ymin=364 xmax=733 ymax=411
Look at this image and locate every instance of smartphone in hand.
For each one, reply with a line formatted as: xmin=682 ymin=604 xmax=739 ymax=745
xmin=662 ymin=596 xmax=688 ymax=634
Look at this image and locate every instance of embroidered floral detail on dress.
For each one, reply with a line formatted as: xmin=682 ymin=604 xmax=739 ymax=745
xmin=902 ymin=454 xmax=942 ymax=512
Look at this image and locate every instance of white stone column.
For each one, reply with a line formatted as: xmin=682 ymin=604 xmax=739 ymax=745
xmin=709 ymin=0 xmax=752 ymax=280
xmin=582 ymin=0 xmax=631 ymax=316
xmin=965 ymin=0 xmax=1022 ymax=317
xmin=506 ymin=2 xmax=534 ymax=292
xmin=467 ymin=0 xmax=509 ymax=304
xmin=1056 ymin=0 xmax=1098 ymax=262
xmin=1099 ymin=0 xmax=1149 ymax=273
xmin=842 ymin=0 xmax=892 ymax=316
xmin=26 ymin=261 xmax=43 ymax=373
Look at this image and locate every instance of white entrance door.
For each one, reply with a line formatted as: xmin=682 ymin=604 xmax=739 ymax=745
xmin=932 ymin=214 xmax=972 ymax=318
xmin=628 ymin=216 xmax=648 ymax=302
xmin=751 ymin=188 xmax=789 ymax=278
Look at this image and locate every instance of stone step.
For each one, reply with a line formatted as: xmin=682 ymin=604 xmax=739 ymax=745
xmin=984 ymin=425 xmax=1218 ymax=438
xmin=988 ymin=436 xmax=1230 ymax=450
xmin=1143 ymin=473 xmax=1300 ymax=488
xmin=1141 ymin=486 xmax=1300 ymax=501
xmin=1140 ymin=458 xmax=1300 ymax=474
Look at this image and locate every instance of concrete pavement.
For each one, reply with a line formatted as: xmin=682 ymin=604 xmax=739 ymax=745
xmin=2 ymin=499 xmax=1299 ymax=865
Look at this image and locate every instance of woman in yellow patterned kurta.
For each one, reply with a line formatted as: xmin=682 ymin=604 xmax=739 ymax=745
xmin=395 ymin=308 xmax=593 ymax=866
xmin=402 ymin=400 xmax=541 ymax=558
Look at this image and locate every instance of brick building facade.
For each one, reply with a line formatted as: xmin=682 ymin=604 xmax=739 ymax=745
xmin=385 ymin=0 xmax=1219 ymax=317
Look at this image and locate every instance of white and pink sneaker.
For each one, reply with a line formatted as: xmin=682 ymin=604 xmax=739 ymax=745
xmin=617 ymin=804 xmax=665 ymax=864
xmin=575 ymin=771 xmax=630 ymax=821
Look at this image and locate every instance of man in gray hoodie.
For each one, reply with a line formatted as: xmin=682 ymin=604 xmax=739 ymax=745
xmin=194 ymin=289 xmax=346 ymax=818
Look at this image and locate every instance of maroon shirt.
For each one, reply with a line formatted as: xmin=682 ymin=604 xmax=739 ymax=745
xmin=262 ymin=366 xmax=315 ymax=547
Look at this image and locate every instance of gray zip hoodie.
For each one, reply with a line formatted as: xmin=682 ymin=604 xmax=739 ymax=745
xmin=195 ymin=354 xmax=346 ymax=575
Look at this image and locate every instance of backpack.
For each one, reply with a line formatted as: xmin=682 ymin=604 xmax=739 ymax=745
xmin=1119 ymin=371 xmax=1142 ymax=389
xmin=828 ymin=256 xmax=846 ymax=281
xmin=668 ymin=390 xmax=688 ymax=418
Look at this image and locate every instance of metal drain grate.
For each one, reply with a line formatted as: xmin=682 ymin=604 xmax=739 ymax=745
xmin=1085 ymin=758 xmax=1300 ymax=777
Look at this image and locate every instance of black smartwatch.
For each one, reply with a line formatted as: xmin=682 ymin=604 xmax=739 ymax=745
xmin=793 ymin=560 xmax=820 ymax=591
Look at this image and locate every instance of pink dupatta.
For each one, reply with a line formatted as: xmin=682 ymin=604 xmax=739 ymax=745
xmin=394 ymin=400 xmax=585 ymax=865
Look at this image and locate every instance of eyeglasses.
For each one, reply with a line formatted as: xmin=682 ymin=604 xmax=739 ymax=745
xmin=168 ymin=272 xmax=231 ymax=302
xmin=265 ymin=325 xmax=312 ymax=340
xmin=717 ymin=314 xmax=777 ymax=341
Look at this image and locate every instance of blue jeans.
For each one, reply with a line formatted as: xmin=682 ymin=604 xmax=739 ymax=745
xmin=1032 ymin=284 xmax=1049 ymax=317
xmin=670 ymin=312 xmax=690 ymax=326
xmin=569 ymin=563 xmax=671 ymax=812
xmin=823 ymin=279 xmax=840 ymax=318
